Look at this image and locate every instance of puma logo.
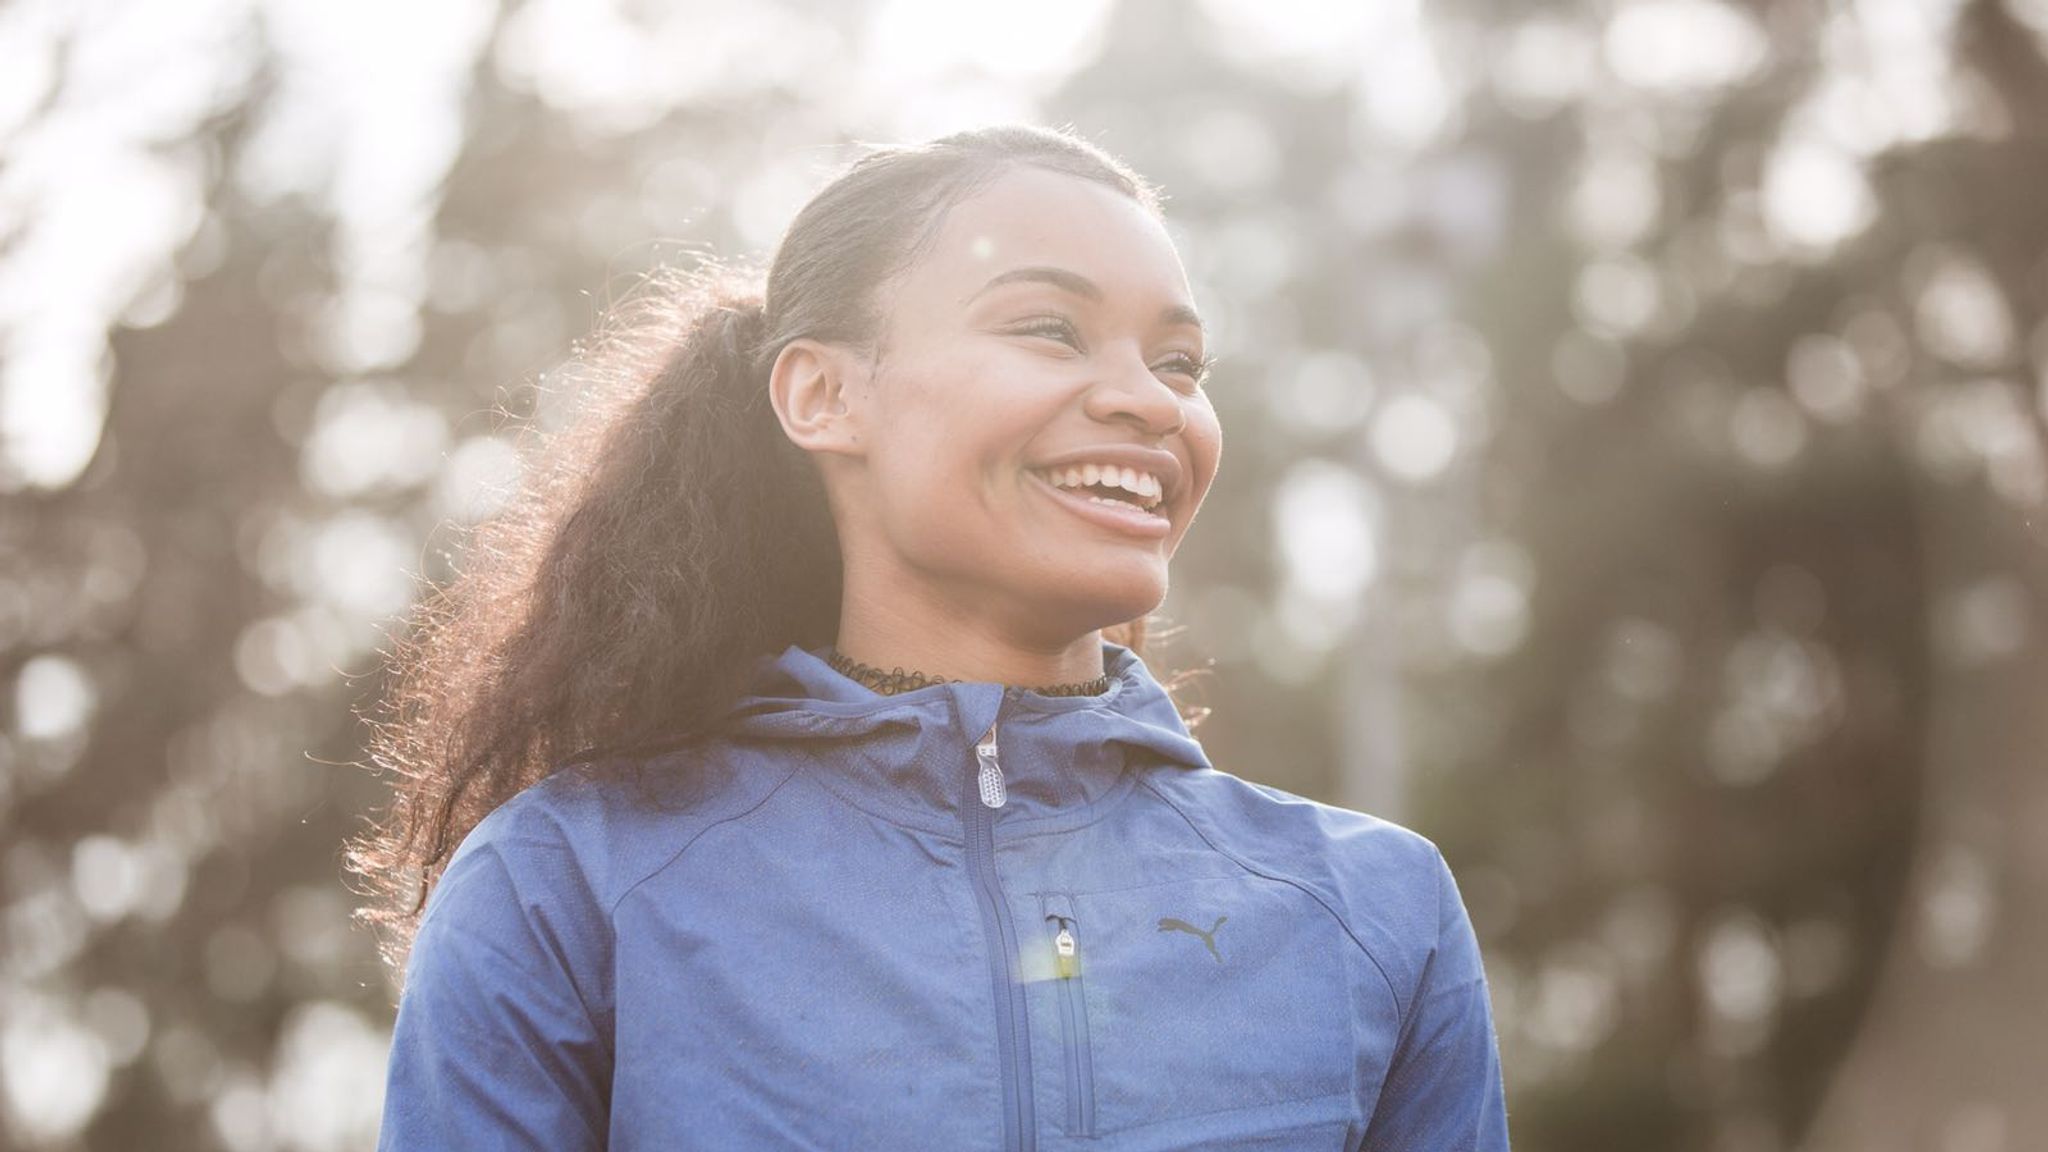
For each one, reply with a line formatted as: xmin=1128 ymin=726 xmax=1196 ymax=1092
xmin=1157 ymin=915 xmax=1228 ymax=962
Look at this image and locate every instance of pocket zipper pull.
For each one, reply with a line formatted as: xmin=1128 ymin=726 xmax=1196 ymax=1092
xmin=1051 ymin=916 xmax=1078 ymax=979
xmin=975 ymin=721 xmax=1006 ymax=809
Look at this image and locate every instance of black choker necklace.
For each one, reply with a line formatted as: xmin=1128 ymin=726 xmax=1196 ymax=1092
xmin=825 ymin=649 xmax=1113 ymax=698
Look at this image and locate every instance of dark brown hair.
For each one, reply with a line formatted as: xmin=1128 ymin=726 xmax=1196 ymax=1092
xmin=347 ymin=125 xmax=1167 ymax=973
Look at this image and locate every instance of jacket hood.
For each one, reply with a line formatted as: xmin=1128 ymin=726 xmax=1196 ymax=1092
xmin=722 ymin=642 xmax=1211 ymax=834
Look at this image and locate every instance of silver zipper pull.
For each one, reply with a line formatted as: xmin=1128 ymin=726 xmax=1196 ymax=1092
xmin=1054 ymin=926 xmax=1077 ymax=979
xmin=975 ymin=721 xmax=1006 ymax=808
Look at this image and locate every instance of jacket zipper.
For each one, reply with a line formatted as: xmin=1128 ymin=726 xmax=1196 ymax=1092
xmin=964 ymin=702 xmax=1035 ymax=1151
xmin=1043 ymin=893 xmax=1097 ymax=1137
xmin=976 ymin=721 xmax=1007 ymax=808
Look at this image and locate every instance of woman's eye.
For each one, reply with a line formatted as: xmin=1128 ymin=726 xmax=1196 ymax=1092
xmin=1010 ymin=316 xmax=1082 ymax=348
xmin=1155 ymin=352 xmax=1215 ymax=389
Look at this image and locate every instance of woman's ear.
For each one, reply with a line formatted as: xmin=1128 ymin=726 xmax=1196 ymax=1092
xmin=767 ymin=338 xmax=866 ymax=457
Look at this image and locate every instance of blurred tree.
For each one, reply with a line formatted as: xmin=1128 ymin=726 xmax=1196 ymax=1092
xmin=1800 ymin=0 xmax=2048 ymax=1144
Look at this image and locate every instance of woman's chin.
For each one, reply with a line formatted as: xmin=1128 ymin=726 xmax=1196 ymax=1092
xmin=1038 ymin=571 xmax=1169 ymax=636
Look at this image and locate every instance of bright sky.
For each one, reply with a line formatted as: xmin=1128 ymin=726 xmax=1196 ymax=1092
xmin=0 ymin=0 xmax=1465 ymax=493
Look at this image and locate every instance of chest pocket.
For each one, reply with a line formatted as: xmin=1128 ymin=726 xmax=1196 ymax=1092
xmin=1034 ymin=875 xmax=1358 ymax=1144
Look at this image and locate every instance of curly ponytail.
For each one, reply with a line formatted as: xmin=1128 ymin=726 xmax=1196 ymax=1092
xmin=348 ymin=125 xmax=1162 ymax=972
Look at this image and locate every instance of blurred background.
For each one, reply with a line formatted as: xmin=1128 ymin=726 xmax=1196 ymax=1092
xmin=4 ymin=0 xmax=2046 ymax=1148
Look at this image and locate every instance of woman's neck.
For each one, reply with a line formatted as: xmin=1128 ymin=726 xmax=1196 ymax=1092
xmin=833 ymin=592 xmax=1105 ymax=690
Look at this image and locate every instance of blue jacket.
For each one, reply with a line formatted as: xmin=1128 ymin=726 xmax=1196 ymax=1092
xmin=378 ymin=642 xmax=1511 ymax=1150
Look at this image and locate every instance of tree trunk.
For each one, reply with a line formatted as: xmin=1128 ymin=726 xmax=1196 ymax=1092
xmin=1804 ymin=487 xmax=2048 ymax=1150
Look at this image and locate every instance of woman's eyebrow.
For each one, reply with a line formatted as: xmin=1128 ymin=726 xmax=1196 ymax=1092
xmin=967 ymin=265 xmax=1206 ymax=333
xmin=1159 ymin=302 xmax=1206 ymax=334
xmin=968 ymin=265 xmax=1102 ymax=302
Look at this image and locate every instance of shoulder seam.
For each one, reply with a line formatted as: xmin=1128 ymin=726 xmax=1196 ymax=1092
xmin=415 ymin=904 xmax=618 ymax=1098
xmin=606 ymin=762 xmax=803 ymax=918
xmin=1135 ymin=774 xmax=1408 ymax=1027
xmin=1385 ymin=845 xmax=1450 ymax=1060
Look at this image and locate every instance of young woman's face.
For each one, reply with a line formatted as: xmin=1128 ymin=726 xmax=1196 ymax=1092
xmin=838 ymin=166 xmax=1222 ymax=642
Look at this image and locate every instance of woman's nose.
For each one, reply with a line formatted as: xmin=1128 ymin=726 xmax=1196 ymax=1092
xmin=1084 ymin=344 xmax=1185 ymax=436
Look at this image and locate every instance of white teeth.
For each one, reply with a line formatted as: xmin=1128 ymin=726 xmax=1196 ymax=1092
xmin=1036 ymin=463 xmax=1167 ymax=512
xmin=1087 ymin=494 xmax=1159 ymax=514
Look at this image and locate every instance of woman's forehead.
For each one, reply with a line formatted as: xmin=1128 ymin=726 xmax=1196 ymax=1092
xmin=915 ymin=168 xmax=1193 ymax=309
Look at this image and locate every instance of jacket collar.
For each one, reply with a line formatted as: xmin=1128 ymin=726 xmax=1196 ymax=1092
xmin=725 ymin=642 xmax=1210 ymax=835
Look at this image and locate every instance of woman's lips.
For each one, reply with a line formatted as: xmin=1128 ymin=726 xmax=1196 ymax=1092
xmin=1024 ymin=470 xmax=1172 ymax=540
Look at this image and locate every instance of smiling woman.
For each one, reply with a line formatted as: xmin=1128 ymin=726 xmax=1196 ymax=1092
xmin=784 ymin=164 xmax=1222 ymax=679
xmin=353 ymin=125 xmax=1510 ymax=1151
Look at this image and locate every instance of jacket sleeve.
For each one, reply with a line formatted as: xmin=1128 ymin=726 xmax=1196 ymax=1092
xmin=1359 ymin=846 xmax=1511 ymax=1152
xmin=378 ymin=834 xmax=613 ymax=1151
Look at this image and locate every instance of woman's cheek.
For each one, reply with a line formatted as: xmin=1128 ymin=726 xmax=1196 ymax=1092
xmin=1185 ymin=403 xmax=1224 ymax=507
